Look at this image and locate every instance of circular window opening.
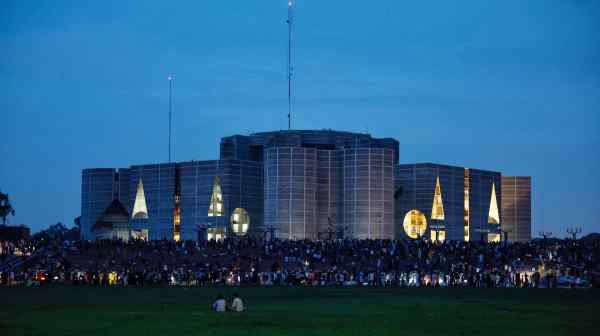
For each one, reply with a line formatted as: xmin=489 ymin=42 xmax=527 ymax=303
xmin=403 ymin=209 xmax=427 ymax=239
xmin=231 ymin=208 xmax=250 ymax=236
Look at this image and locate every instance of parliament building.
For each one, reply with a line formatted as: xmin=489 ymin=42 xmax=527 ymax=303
xmin=81 ymin=130 xmax=531 ymax=242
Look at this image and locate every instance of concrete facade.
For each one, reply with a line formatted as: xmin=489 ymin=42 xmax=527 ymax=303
xmin=394 ymin=163 xmax=502 ymax=242
xmin=501 ymin=176 xmax=532 ymax=242
xmin=80 ymin=130 xmax=530 ymax=242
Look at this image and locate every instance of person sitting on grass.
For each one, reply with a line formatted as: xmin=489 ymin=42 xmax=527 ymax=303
xmin=212 ymin=293 xmax=226 ymax=312
xmin=229 ymin=293 xmax=245 ymax=312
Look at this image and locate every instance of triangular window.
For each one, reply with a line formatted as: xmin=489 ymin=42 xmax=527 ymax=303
xmin=132 ymin=179 xmax=149 ymax=219
xmin=488 ymin=183 xmax=500 ymax=224
xmin=208 ymin=176 xmax=223 ymax=217
xmin=431 ymin=176 xmax=445 ymax=220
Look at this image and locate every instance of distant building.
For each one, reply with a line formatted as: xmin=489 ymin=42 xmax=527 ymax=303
xmin=395 ymin=163 xmax=502 ymax=242
xmin=501 ymin=176 xmax=532 ymax=242
xmin=80 ymin=130 xmax=530 ymax=242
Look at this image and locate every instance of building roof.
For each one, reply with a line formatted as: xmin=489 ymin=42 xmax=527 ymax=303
xmin=92 ymin=199 xmax=129 ymax=231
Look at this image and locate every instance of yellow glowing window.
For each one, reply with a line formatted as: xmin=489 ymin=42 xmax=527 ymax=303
xmin=207 ymin=228 xmax=226 ymax=241
xmin=488 ymin=183 xmax=500 ymax=224
xmin=208 ymin=176 xmax=223 ymax=217
xmin=430 ymin=230 xmax=446 ymax=242
xmin=231 ymin=208 xmax=250 ymax=236
xmin=403 ymin=210 xmax=427 ymax=239
xmin=173 ymin=205 xmax=181 ymax=242
xmin=488 ymin=233 xmax=501 ymax=243
xmin=132 ymin=179 xmax=149 ymax=219
xmin=431 ymin=177 xmax=445 ymax=220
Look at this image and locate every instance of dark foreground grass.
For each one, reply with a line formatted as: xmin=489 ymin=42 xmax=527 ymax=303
xmin=0 ymin=286 xmax=597 ymax=336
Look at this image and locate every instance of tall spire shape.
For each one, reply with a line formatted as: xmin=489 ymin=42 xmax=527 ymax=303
xmin=488 ymin=183 xmax=500 ymax=224
xmin=208 ymin=176 xmax=223 ymax=217
xmin=132 ymin=179 xmax=149 ymax=219
xmin=431 ymin=176 xmax=445 ymax=220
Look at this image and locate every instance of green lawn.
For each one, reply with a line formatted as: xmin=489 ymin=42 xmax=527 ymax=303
xmin=0 ymin=286 xmax=597 ymax=336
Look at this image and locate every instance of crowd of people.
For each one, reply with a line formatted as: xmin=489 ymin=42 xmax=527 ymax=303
xmin=1 ymin=234 xmax=598 ymax=288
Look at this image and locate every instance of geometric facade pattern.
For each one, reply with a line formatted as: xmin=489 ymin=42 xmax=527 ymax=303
xmin=501 ymin=176 xmax=532 ymax=242
xmin=81 ymin=130 xmax=530 ymax=242
xmin=395 ymin=163 xmax=502 ymax=242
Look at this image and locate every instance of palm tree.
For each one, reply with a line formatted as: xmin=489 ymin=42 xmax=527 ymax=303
xmin=0 ymin=191 xmax=15 ymax=225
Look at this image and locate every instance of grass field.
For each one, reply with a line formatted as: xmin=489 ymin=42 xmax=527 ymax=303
xmin=0 ymin=286 xmax=597 ymax=336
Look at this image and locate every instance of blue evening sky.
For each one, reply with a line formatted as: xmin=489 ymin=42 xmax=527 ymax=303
xmin=1 ymin=1 xmax=599 ymax=236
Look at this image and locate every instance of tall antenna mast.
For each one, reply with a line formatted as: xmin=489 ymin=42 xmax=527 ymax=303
xmin=286 ymin=0 xmax=294 ymax=130
xmin=168 ymin=75 xmax=173 ymax=163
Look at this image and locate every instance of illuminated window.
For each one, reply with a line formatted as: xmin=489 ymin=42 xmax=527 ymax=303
xmin=464 ymin=168 xmax=470 ymax=242
xmin=130 ymin=229 xmax=148 ymax=241
xmin=132 ymin=179 xmax=149 ymax=219
xmin=488 ymin=183 xmax=500 ymax=224
xmin=230 ymin=208 xmax=250 ymax=236
xmin=173 ymin=194 xmax=181 ymax=242
xmin=207 ymin=228 xmax=226 ymax=241
xmin=208 ymin=176 xmax=223 ymax=217
xmin=488 ymin=233 xmax=501 ymax=242
xmin=430 ymin=230 xmax=446 ymax=242
xmin=431 ymin=177 xmax=445 ymax=220
xmin=403 ymin=210 xmax=427 ymax=239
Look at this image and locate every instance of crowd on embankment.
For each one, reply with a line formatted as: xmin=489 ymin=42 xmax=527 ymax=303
xmin=1 ymin=234 xmax=598 ymax=288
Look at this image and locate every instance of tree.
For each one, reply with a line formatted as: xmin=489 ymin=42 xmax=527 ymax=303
xmin=0 ymin=191 xmax=16 ymax=225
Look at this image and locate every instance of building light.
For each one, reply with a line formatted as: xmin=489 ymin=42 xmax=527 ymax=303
xmin=488 ymin=233 xmax=501 ymax=243
xmin=231 ymin=208 xmax=250 ymax=236
xmin=403 ymin=209 xmax=427 ymax=239
xmin=132 ymin=179 xmax=149 ymax=219
xmin=488 ymin=183 xmax=500 ymax=224
xmin=431 ymin=177 xmax=445 ymax=220
xmin=208 ymin=176 xmax=223 ymax=217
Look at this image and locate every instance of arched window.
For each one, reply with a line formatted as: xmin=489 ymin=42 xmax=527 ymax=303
xmin=403 ymin=209 xmax=427 ymax=239
xmin=230 ymin=208 xmax=250 ymax=236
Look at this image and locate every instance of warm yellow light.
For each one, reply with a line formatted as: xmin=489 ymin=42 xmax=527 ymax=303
xmin=488 ymin=183 xmax=500 ymax=224
xmin=403 ymin=209 xmax=427 ymax=239
xmin=231 ymin=208 xmax=250 ymax=236
xmin=431 ymin=230 xmax=446 ymax=242
xmin=208 ymin=176 xmax=224 ymax=217
xmin=208 ymin=228 xmax=225 ymax=241
xmin=488 ymin=233 xmax=501 ymax=243
xmin=132 ymin=179 xmax=149 ymax=219
xmin=431 ymin=177 xmax=445 ymax=220
xmin=173 ymin=200 xmax=181 ymax=241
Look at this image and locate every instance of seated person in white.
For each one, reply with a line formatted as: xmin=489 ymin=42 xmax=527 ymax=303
xmin=212 ymin=294 xmax=226 ymax=312
xmin=229 ymin=293 xmax=245 ymax=312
